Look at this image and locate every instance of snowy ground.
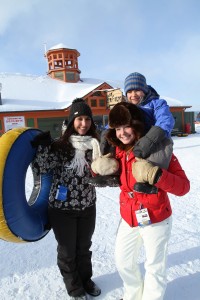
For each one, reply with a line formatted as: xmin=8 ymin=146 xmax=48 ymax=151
xmin=0 ymin=124 xmax=200 ymax=300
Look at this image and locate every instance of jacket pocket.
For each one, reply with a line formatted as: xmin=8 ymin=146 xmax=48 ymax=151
xmin=136 ymin=190 xmax=166 ymax=209
xmin=120 ymin=198 xmax=134 ymax=227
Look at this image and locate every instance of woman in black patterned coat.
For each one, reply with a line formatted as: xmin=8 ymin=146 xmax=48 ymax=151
xmin=32 ymin=98 xmax=101 ymax=300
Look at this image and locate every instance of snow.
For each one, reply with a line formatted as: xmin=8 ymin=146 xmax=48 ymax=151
xmin=0 ymin=124 xmax=200 ymax=300
xmin=160 ymin=96 xmax=184 ymax=107
xmin=0 ymin=73 xmax=106 ymax=112
xmin=49 ymin=44 xmax=75 ymax=51
xmin=0 ymin=73 xmax=186 ymax=113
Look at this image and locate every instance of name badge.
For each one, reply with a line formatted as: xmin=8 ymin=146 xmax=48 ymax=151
xmin=55 ymin=185 xmax=68 ymax=201
xmin=135 ymin=208 xmax=151 ymax=226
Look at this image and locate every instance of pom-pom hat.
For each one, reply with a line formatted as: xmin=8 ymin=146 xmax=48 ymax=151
xmin=68 ymin=98 xmax=94 ymax=128
xmin=124 ymin=72 xmax=149 ymax=95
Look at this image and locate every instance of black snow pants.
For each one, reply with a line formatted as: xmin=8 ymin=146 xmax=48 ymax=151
xmin=48 ymin=205 xmax=96 ymax=297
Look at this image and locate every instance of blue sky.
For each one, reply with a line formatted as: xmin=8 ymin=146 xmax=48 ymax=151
xmin=0 ymin=0 xmax=200 ymax=111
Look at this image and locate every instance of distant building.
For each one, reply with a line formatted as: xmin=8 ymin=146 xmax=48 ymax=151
xmin=0 ymin=44 xmax=194 ymax=137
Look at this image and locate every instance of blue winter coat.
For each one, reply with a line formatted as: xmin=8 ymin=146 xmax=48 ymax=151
xmin=139 ymin=86 xmax=175 ymax=137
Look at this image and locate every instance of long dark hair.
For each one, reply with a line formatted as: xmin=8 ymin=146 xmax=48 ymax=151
xmin=51 ymin=119 xmax=99 ymax=157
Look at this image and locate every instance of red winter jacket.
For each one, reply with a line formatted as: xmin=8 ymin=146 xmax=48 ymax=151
xmin=115 ymin=149 xmax=190 ymax=227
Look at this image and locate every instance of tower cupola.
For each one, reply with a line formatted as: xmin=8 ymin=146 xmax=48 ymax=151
xmin=45 ymin=43 xmax=81 ymax=83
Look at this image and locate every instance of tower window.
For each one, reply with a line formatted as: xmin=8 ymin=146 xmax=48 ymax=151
xmin=66 ymin=72 xmax=75 ymax=81
xmin=54 ymin=60 xmax=63 ymax=68
xmin=75 ymin=73 xmax=80 ymax=81
xmin=55 ymin=72 xmax=64 ymax=80
xmin=67 ymin=60 xmax=73 ymax=68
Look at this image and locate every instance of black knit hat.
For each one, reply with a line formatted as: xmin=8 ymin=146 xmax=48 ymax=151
xmin=68 ymin=98 xmax=94 ymax=128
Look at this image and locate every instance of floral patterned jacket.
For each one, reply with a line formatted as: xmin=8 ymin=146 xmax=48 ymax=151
xmin=32 ymin=145 xmax=96 ymax=211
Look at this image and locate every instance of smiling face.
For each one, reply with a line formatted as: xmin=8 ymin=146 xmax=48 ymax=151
xmin=126 ymin=89 xmax=145 ymax=105
xmin=73 ymin=115 xmax=92 ymax=135
xmin=115 ymin=124 xmax=136 ymax=145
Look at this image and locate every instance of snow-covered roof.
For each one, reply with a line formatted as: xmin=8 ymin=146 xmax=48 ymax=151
xmin=160 ymin=96 xmax=184 ymax=107
xmin=48 ymin=43 xmax=73 ymax=51
xmin=0 ymin=73 xmax=107 ymax=112
xmin=0 ymin=73 xmax=185 ymax=113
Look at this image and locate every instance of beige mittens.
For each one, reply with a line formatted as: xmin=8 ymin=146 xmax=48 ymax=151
xmin=91 ymin=153 xmax=119 ymax=176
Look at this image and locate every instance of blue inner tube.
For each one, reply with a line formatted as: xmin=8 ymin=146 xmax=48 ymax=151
xmin=2 ymin=128 xmax=52 ymax=242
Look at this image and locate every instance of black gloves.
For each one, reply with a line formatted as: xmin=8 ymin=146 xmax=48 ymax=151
xmin=133 ymin=126 xmax=166 ymax=158
xmin=31 ymin=131 xmax=52 ymax=148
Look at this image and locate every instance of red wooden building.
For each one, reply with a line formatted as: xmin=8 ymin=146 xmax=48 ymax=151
xmin=0 ymin=44 xmax=194 ymax=137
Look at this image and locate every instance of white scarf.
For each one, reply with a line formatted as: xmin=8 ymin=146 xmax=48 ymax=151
xmin=66 ymin=135 xmax=101 ymax=176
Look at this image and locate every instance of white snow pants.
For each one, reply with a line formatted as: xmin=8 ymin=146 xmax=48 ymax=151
xmin=115 ymin=216 xmax=172 ymax=300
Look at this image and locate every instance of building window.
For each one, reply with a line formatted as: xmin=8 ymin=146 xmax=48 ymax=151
xmin=55 ymin=72 xmax=64 ymax=80
xmin=54 ymin=60 xmax=63 ymax=68
xmin=27 ymin=118 xmax=35 ymax=127
xmin=66 ymin=72 xmax=75 ymax=81
xmin=99 ymin=99 xmax=105 ymax=107
xmin=93 ymin=91 xmax=101 ymax=96
xmin=75 ymin=73 xmax=80 ymax=81
xmin=66 ymin=60 xmax=73 ymax=68
xmin=91 ymin=99 xmax=97 ymax=107
xmin=58 ymin=60 xmax=63 ymax=66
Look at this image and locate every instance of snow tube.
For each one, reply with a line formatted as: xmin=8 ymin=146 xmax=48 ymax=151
xmin=0 ymin=127 xmax=52 ymax=243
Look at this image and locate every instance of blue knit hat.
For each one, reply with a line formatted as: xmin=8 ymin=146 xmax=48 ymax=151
xmin=124 ymin=72 xmax=149 ymax=95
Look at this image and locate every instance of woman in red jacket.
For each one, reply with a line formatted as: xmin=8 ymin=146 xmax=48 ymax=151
xmin=92 ymin=102 xmax=190 ymax=300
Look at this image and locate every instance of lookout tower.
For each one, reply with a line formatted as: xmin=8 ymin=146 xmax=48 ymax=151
xmin=45 ymin=43 xmax=81 ymax=83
